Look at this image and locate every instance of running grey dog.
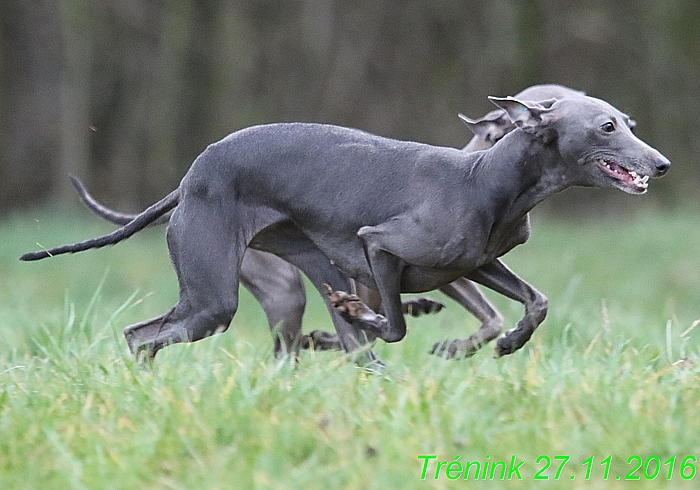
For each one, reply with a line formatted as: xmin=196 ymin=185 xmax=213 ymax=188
xmin=68 ymin=84 xmax=587 ymax=359
xmin=22 ymin=94 xmax=669 ymax=363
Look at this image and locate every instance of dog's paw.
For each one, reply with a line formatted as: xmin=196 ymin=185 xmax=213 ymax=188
xmin=429 ymin=337 xmax=482 ymax=359
xmin=132 ymin=344 xmax=157 ymax=364
xmin=494 ymin=336 xmax=515 ymax=358
xmin=324 ymin=284 xmax=381 ymax=323
xmin=302 ymin=329 xmax=342 ymax=351
xmin=402 ymin=297 xmax=445 ymax=317
xmin=324 ymin=284 xmax=360 ymax=312
xmin=494 ymin=326 xmax=533 ymax=357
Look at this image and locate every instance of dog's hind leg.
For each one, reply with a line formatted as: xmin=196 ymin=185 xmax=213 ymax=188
xmin=248 ymin=223 xmax=379 ymax=364
xmin=300 ymin=282 xmax=445 ymax=352
xmin=251 ymin=250 xmax=377 ymax=365
xmin=430 ymin=278 xmax=504 ymax=359
xmin=72 ymin=175 xmax=310 ymax=358
xmin=467 ymin=259 xmax=548 ymax=357
xmin=291 ymin=262 xmax=378 ymax=365
xmin=124 ymin=204 xmax=244 ymax=360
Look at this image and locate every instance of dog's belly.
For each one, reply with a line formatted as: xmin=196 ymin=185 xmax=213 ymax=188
xmin=249 ymin=220 xmax=374 ymax=281
xmin=399 ymin=266 xmax=465 ymax=294
xmin=248 ymin=220 xmax=469 ymax=295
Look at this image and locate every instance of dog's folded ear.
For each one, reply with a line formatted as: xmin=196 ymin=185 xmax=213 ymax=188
xmin=488 ymin=96 xmax=554 ymax=134
xmin=458 ymin=110 xmax=511 ymax=143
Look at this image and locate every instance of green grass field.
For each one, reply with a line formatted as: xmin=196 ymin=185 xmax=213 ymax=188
xmin=1 ymin=206 xmax=700 ymax=489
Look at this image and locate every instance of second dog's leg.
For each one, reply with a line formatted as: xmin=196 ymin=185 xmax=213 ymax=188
xmin=239 ymin=249 xmax=307 ymax=358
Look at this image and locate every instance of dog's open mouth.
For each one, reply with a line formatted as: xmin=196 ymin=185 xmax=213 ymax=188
xmin=598 ymin=158 xmax=649 ymax=192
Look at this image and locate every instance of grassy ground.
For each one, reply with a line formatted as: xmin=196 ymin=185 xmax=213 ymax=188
xmin=1 ymin=205 xmax=700 ymax=489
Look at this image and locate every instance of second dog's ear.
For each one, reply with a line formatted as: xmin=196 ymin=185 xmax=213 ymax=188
xmin=488 ymin=96 xmax=553 ymax=133
xmin=459 ymin=110 xmax=511 ymax=142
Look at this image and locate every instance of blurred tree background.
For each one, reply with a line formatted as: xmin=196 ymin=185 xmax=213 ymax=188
xmin=0 ymin=0 xmax=698 ymax=215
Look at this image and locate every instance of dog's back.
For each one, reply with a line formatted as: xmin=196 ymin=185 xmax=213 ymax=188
xmin=187 ymin=123 xmax=473 ymax=230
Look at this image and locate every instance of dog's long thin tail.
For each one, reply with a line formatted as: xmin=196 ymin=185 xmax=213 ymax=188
xmin=20 ymin=188 xmax=180 ymax=261
xmin=69 ymin=175 xmax=173 ymax=227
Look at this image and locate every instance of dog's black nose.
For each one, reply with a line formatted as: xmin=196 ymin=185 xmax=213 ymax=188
xmin=654 ymin=156 xmax=670 ymax=176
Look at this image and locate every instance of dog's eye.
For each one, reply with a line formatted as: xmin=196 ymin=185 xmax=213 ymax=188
xmin=601 ymin=122 xmax=615 ymax=133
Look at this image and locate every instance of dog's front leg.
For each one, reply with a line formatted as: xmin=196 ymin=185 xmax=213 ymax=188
xmin=326 ymin=226 xmax=408 ymax=344
xmin=305 ymin=282 xmax=444 ymax=352
xmin=467 ymin=259 xmax=548 ymax=357
xmin=430 ymin=277 xmax=505 ymax=359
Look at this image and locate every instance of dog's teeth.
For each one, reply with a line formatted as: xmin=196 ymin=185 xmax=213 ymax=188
xmin=629 ymin=171 xmax=649 ymax=189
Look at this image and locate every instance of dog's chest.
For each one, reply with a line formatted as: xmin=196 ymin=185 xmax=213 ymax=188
xmin=483 ymin=214 xmax=531 ymax=261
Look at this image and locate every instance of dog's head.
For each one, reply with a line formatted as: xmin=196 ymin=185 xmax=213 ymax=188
xmin=488 ymin=95 xmax=669 ymax=194
xmin=461 ymin=84 xmax=588 ymax=152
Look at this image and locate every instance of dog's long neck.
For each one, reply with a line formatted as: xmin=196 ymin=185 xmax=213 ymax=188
xmin=473 ymin=128 xmax=570 ymax=257
xmin=482 ymin=128 xmax=569 ymax=224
